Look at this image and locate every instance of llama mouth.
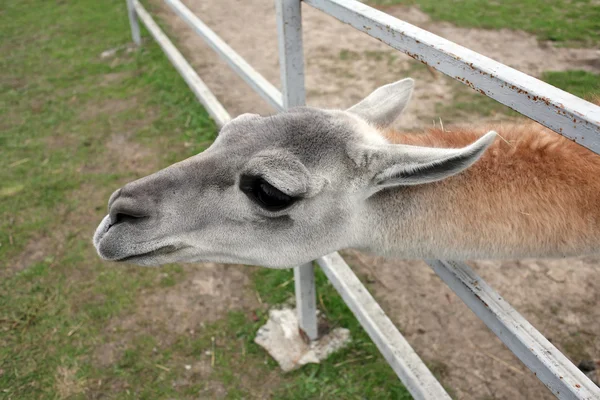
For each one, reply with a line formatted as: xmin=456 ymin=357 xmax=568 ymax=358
xmin=115 ymin=244 xmax=183 ymax=262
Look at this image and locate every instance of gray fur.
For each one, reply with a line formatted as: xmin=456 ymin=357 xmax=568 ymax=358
xmin=93 ymin=79 xmax=495 ymax=268
xmin=347 ymin=78 xmax=414 ymax=128
xmin=371 ymin=131 xmax=496 ymax=189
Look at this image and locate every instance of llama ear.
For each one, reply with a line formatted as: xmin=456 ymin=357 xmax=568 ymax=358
xmin=369 ymin=131 xmax=497 ymax=191
xmin=347 ymin=78 xmax=414 ymax=128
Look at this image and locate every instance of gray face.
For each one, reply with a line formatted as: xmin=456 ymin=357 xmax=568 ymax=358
xmin=93 ymin=79 xmax=495 ymax=268
xmin=94 ymin=108 xmax=367 ymax=268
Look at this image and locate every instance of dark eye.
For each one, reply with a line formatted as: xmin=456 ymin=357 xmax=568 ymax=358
xmin=240 ymin=175 xmax=296 ymax=211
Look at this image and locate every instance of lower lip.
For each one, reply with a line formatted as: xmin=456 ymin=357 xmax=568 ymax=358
xmin=115 ymin=245 xmax=181 ymax=262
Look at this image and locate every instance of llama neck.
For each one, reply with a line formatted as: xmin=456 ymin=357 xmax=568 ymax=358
xmin=358 ymin=124 xmax=600 ymax=259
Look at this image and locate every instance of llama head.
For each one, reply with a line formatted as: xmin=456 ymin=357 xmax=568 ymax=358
xmin=93 ymin=78 xmax=496 ymax=267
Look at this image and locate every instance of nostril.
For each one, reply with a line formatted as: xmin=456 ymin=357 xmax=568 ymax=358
xmin=107 ymin=188 xmax=122 ymax=211
xmin=108 ymin=200 xmax=151 ymax=229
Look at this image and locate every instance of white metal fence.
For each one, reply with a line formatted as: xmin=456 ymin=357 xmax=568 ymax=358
xmin=125 ymin=0 xmax=600 ymax=398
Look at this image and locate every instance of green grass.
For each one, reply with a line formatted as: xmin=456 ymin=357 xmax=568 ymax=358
xmin=1 ymin=0 xmax=414 ymax=398
xmin=434 ymin=80 xmax=521 ymax=124
xmin=434 ymin=70 xmax=600 ymax=124
xmin=542 ymin=70 xmax=600 ymax=99
xmin=368 ymin=0 xmax=600 ymax=47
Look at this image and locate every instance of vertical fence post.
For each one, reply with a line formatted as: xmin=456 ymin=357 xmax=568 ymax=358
xmin=275 ymin=0 xmax=317 ymax=341
xmin=275 ymin=0 xmax=306 ymax=109
xmin=126 ymin=0 xmax=142 ymax=45
xmin=294 ymin=263 xmax=318 ymax=340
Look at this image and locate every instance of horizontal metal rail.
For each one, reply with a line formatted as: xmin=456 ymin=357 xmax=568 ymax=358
xmin=133 ymin=0 xmax=231 ymax=127
xmin=427 ymin=260 xmax=600 ymax=400
xmin=165 ymin=0 xmax=284 ymax=112
xmin=304 ymin=0 xmax=600 ymax=155
xmin=319 ymin=253 xmax=451 ymax=400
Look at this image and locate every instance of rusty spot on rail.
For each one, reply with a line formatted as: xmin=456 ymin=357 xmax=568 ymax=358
xmin=530 ymin=95 xmax=552 ymax=106
xmin=473 ymin=293 xmax=489 ymax=307
xmin=575 ymin=384 xmax=581 ymax=388
xmin=406 ymin=51 xmax=430 ymax=67
xmin=298 ymin=327 xmax=310 ymax=344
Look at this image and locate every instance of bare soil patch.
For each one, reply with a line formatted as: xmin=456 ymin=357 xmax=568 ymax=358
xmin=78 ymin=98 xmax=161 ymax=175
xmin=378 ymin=6 xmax=600 ymax=76
xmin=99 ymin=71 xmax=134 ymax=87
xmin=152 ymin=1 xmax=600 ymax=398
xmin=79 ymin=97 xmax=138 ymax=121
xmin=54 ymin=365 xmax=86 ymax=398
xmin=96 ymin=263 xmax=259 ymax=364
xmin=108 ymin=263 xmax=258 ymax=336
xmin=105 ymin=131 xmax=157 ymax=174
xmin=8 ymin=235 xmax=54 ymax=274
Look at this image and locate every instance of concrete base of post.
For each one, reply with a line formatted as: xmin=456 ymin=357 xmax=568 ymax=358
xmin=255 ymin=307 xmax=351 ymax=372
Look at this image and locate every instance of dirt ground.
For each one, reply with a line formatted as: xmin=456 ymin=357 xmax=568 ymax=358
xmin=144 ymin=1 xmax=600 ymax=399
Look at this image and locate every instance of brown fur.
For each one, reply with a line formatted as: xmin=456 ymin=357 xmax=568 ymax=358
xmin=385 ymin=122 xmax=600 ymax=257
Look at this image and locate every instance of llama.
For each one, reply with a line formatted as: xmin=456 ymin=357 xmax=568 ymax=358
xmin=93 ymin=78 xmax=600 ymax=267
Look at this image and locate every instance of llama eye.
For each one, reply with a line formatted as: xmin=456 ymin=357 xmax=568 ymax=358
xmin=240 ymin=176 xmax=296 ymax=211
